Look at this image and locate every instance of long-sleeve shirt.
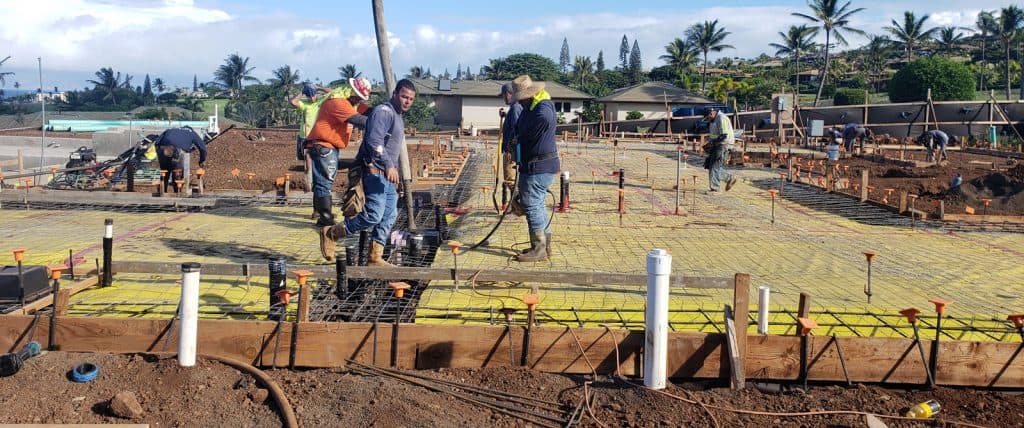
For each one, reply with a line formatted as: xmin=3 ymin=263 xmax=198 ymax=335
xmin=305 ymin=97 xmax=369 ymax=149
xmin=842 ymin=123 xmax=865 ymax=141
xmin=296 ymin=98 xmax=323 ymax=138
xmin=514 ymin=99 xmax=560 ymax=174
xmin=923 ymin=130 xmax=949 ymax=147
xmin=357 ymin=101 xmax=404 ymax=172
xmin=156 ymin=128 xmax=207 ymax=163
xmin=501 ymin=102 xmax=522 ymax=155
xmin=709 ymin=113 xmax=734 ymax=147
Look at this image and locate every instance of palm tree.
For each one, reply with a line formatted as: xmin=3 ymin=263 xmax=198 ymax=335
xmin=480 ymin=58 xmax=510 ymax=80
xmin=153 ymin=78 xmax=166 ymax=94
xmin=571 ymin=55 xmax=596 ymax=88
xmin=338 ymin=64 xmax=359 ymax=80
xmin=86 ymin=67 xmax=121 ymax=104
xmin=793 ymin=0 xmax=866 ymax=106
xmin=769 ymin=24 xmax=819 ymax=95
xmin=997 ymin=6 xmax=1024 ymax=100
xmin=660 ymin=38 xmax=698 ymax=76
xmin=976 ymin=10 xmax=997 ymax=90
xmin=269 ymin=65 xmax=300 ymax=90
xmin=859 ymin=35 xmax=893 ymax=91
xmin=884 ymin=11 xmax=938 ymax=61
xmin=121 ymin=74 xmax=134 ymax=90
xmin=937 ymin=27 xmax=966 ymax=54
xmin=0 ymin=56 xmax=14 ymax=87
xmin=214 ymin=53 xmax=258 ymax=98
xmin=685 ymin=19 xmax=734 ymax=92
xmin=407 ymin=66 xmax=429 ymax=79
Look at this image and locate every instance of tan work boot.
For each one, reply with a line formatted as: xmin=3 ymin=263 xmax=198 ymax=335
xmin=368 ymin=241 xmax=395 ymax=267
xmin=319 ymin=226 xmax=336 ymax=261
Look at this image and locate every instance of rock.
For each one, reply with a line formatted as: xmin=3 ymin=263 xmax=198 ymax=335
xmin=878 ymin=394 xmax=891 ymax=401
xmin=977 ymin=402 xmax=985 ymax=411
xmin=109 ymin=391 xmax=144 ymax=419
xmin=247 ymin=388 xmax=269 ymax=404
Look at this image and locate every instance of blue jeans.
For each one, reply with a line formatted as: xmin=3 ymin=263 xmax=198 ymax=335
xmin=343 ymin=173 xmax=398 ymax=245
xmin=709 ymin=145 xmax=732 ymax=191
xmin=518 ymin=172 xmax=555 ymax=233
xmin=309 ymin=145 xmax=338 ymax=197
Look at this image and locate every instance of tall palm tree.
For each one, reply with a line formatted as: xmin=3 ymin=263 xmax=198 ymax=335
xmin=407 ymin=65 xmax=429 ymax=79
xmin=769 ymin=24 xmax=819 ymax=95
xmin=571 ymin=55 xmax=596 ymax=88
xmin=937 ymin=26 xmax=966 ymax=54
xmin=121 ymin=74 xmax=134 ymax=90
xmin=0 ymin=56 xmax=14 ymax=87
xmin=859 ymin=35 xmax=893 ymax=91
xmin=793 ymin=0 xmax=866 ymax=106
xmin=153 ymin=77 xmax=166 ymax=94
xmin=884 ymin=11 xmax=938 ymax=61
xmin=86 ymin=67 xmax=121 ymax=104
xmin=214 ymin=53 xmax=258 ymax=98
xmin=338 ymin=64 xmax=359 ymax=80
xmin=685 ymin=19 xmax=734 ymax=92
xmin=976 ymin=10 xmax=998 ymax=90
xmin=480 ymin=58 xmax=510 ymax=80
xmin=997 ymin=6 xmax=1024 ymax=100
xmin=660 ymin=38 xmax=698 ymax=76
xmin=269 ymin=65 xmax=300 ymax=90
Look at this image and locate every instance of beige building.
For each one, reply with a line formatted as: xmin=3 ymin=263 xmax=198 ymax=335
xmin=597 ymin=82 xmax=715 ymax=121
xmin=408 ymin=79 xmax=592 ymax=130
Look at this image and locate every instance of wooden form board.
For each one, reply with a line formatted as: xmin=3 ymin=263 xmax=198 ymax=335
xmin=2 ymin=315 xmax=1023 ymax=387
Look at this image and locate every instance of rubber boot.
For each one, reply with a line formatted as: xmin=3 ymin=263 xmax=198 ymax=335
xmin=368 ymin=241 xmax=394 ymax=267
xmin=545 ymin=231 xmax=552 ymax=258
xmin=515 ymin=230 xmax=548 ymax=262
xmin=315 ymin=196 xmax=336 ymax=261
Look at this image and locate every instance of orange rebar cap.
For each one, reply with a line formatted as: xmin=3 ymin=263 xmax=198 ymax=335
xmin=389 ymin=281 xmax=411 ymax=299
xmin=446 ymin=240 xmax=462 ymax=255
xmin=768 ymin=189 xmax=779 ymax=197
xmin=797 ymin=317 xmax=818 ymax=335
xmin=928 ymin=298 xmax=950 ymax=315
xmin=11 ymin=248 xmax=26 ymax=263
xmin=230 ymin=168 xmax=240 ymax=177
xmin=523 ymin=292 xmax=540 ymax=309
xmin=195 ymin=168 xmax=206 ymax=177
xmin=290 ymin=269 xmax=313 ymax=286
xmin=863 ymin=252 xmax=876 ymax=262
xmin=900 ymin=308 xmax=921 ymax=324
xmin=1007 ymin=314 xmax=1024 ymax=329
xmin=47 ymin=264 xmax=68 ymax=280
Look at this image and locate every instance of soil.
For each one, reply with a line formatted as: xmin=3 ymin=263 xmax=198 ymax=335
xmin=2 ymin=351 xmax=1020 ymax=427
xmin=0 ymin=129 xmax=94 ymax=138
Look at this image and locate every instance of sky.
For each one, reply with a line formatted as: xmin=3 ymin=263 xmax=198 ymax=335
xmin=0 ymin=0 xmax=1014 ymax=92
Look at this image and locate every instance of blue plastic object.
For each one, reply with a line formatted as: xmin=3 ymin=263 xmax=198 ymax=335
xmin=70 ymin=362 xmax=99 ymax=382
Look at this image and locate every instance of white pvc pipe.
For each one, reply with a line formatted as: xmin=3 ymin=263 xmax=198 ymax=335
xmin=757 ymin=286 xmax=770 ymax=335
xmin=644 ymin=248 xmax=671 ymax=390
xmin=178 ymin=262 xmax=201 ymax=367
xmin=104 ymin=219 xmax=113 ymax=239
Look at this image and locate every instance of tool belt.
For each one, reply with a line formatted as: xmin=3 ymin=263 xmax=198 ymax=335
xmin=341 ymin=164 xmax=365 ymax=218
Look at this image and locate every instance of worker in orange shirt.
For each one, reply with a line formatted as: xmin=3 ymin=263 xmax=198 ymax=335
xmin=303 ymin=76 xmax=373 ymax=260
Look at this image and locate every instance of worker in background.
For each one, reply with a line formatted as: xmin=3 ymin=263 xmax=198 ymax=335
xmin=323 ymin=79 xmax=417 ymax=266
xmin=918 ymin=129 xmax=950 ymax=162
xmin=155 ymin=126 xmax=206 ymax=193
xmin=842 ymin=123 xmax=871 ymax=153
xmin=508 ymin=75 xmax=559 ymax=262
xmin=499 ymin=82 xmax=522 ymax=195
xmin=950 ymin=172 xmax=963 ymax=190
xmin=305 ymin=76 xmax=373 ymax=261
xmin=704 ymin=107 xmax=737 ymax=193
xmin=291 ymin=82 xmax=327 ymax=220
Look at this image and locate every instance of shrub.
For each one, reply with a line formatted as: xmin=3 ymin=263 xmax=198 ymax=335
xmin=889 ymin=57 xmax=974 ymax=102
xmin=832 ymin=88 xmax=866 ymax=106
xmin=135 ymin=107 xmax=168 ymax=120
xmin=626 ymin=111 xmax=643 ymax=120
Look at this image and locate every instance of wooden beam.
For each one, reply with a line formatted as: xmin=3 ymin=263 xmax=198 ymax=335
xmin=732 ymin=273 xmax=750 ymax=368
xmin=54 ymin=289 xmax=70 ymax=316
xmin=724 ymin=305 xmax=743 ymax=390
xmin=0 ymin=189 xmax=216 ymax=208
xmin=15 ymin=275 xmax=100 ymax=315
xmin=297 ymin=284 xmax=311 ymax=323
xmin=110 ymin=261 xmax=736 ymax=289
xmin=942 ymin=214 xmax=1024 ymax=224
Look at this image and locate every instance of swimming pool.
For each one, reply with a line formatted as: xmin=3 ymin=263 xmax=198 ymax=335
xmin=46 ymin=119 xmax=210 ymax=132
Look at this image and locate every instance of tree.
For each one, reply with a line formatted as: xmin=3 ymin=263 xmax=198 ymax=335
xmin=153 ymin=77 xmax=166 ymax=94
xmin=121 ymin=74 xmax=133 ymax=90
xmin=997 ymin=6 xmax=1024 ymax=100
xmin=975 ymin=10 xmax=998 ymax=90
xmin=833 ymin=88 xmax=866 ymax=105
xmin=193 ymin=75 xmax=198 ymax=92
xmin=465 ymin=66 xmax=473 ymax=80
xmin=559 ymin=38 xmax=571 ymax=74
xmin=269 ymin=65 xmax=300 ymax=91
xmin=889 ymin=57 xmax=974 ymax=102
xmin=884 ymin=11 xmax=938 ymax=61
xmin=661 ymin=38 xmax=698 ymax=76
xmin=456 ymin=62 xmax=463 ymax=80
xmin=338 ymin=64 xmax=359 ymax=80
xmin=686 ymin=19 xmax=734 ymax=92
xmin=480 ymin=53 xmax=560 ymax=81
xmin=596 ymin=50 xmax=605 ymax=72
xmin=619 ymin=35 xmax=629 ymax=69
xmin=86 ymin=67 xmax=121 ymax=104
xmin=937 ymin=26 xmax=966 ymax=54
xmin=793 ymin=0 xmax=866 ymax=106
xmin=571 ymin=55 xmax=596 ymax=88
xmin=859 ymin=35 xmax=893 ymax=91
xmin=770 ymin=25 xmax=819 ymax=95
xmin=708 ymin=77 xmax=750 ymax=103
xmin=0 ymin=56 xmax=13 ymax=87
xmin=143 ymin=74 xmax=153 ymax=102
xmin=214 ymin=53 xmax=258 ymax=98
xmin=441 ymin=68 xmax=451 ymax=80
xmin=407 ymin=66 xmax=428 ymax=79
xmin=628 ymin=40 xmax=643 ymax=84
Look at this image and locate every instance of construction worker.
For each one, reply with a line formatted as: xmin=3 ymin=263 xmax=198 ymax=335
xmin=322 ymin=79 xmax=417 ymax=265
xmin=508 ymin=75 xmax=559 ymax=262
xmin=704 ymin=107 xmax=736 ymax=193
xmin=290 ymin=82 xmax=324 ymax=161
xmin=950 ymin=172 xmax=963 ymax=190
xmin=499 ymin=82 xmax=522 ymax=193
xmin=155 ymin=126 xmax=206 ymax=193
xmin=842 ymin=123 xmax=871 ymax=153
xmin=305 ymin=76 xmax=373 ymax=260
xmin=918 ymin=129 xmax=950 ymax=162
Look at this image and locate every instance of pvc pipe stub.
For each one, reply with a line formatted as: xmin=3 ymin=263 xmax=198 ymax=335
xmin=180 ymin=262 xmax=202 ymax=273
xmin=646 ymin=249 xmax=672 ymax=276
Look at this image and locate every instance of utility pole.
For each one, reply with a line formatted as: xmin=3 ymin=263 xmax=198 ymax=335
xmin=372 ymin=0 xmax=417 ymax=232
xmin=38 ymin=57 xmax=45 ymax=172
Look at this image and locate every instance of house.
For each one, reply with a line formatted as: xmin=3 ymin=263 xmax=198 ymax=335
xmin=36 ymin=91 xmax=68 ymax=103
xmin=596 ymin=82 xmax=716 ymax=121
xmin=408 ymin=79 xmax=592 ymax=129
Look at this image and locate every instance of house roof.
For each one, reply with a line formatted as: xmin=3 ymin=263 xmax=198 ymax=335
xmin=407 ymin=79 xmax=592 ymax=100
xmin=596 ymin=82 xmax=715 ymax=104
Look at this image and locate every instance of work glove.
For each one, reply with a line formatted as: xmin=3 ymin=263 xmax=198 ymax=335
xmin=502 ymin=153 xmax=516 ymax=187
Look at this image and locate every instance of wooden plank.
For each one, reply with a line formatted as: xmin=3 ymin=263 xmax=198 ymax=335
xmin=732 ymin=273 xmax=749 ymax=367
xmin=297 ymin=284 xmax=311 ymax=322
xmin=111 ymin=261 xmax=735 ymax=289
xmin=943 ymin=214 xmax=1024 ymax=224
xmin=723 ymin=305 xmax=743 ymax=390
xmin=54 ymin=289 xmax=70 ymax=316
xmin=0 ymin=189 xmax=216 ymax=207
xmin=16 ymin=275 xmax=100 ymax=315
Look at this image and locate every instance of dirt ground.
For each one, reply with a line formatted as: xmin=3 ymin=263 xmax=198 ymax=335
xmin=191 ymin=128 xmax=436 ymax=193
xmin=1 ymin=351 xmax=1020 ymax=427
xmin=0 ymin=129 xmax=94 ymax=138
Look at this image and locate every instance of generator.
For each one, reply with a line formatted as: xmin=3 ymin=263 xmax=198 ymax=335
xmin=0 ymin=265 xmax=51 ymax=305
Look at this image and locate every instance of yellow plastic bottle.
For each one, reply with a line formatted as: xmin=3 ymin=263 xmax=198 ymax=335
xmin=905 ymin=399 xmax=941 ymax=418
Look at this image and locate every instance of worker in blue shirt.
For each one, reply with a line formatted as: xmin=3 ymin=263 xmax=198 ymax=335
xmin=950 ymin=172 xmax=963 ymax=190
xmin=321 ymin=79 xmax=416 ymax=265
xmin=918 ymin=129 xmax=950 ymax=162
xmin=155 ymin=126 xmax=207 ymax=192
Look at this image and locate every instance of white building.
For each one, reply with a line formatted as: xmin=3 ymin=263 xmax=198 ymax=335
xmin=36 ymin=91 xmax=68 ymax=103
xmin=409 ymin=79 xmax=592 ymax=130
xmin=597 ymin=82 xmax=715 ymax=121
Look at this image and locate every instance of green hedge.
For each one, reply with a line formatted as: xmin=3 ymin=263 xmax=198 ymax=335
xmin=832 ymin=88 xmax=866 ymax=106
xmin=889 ymin=57 xmax=974 ymax=102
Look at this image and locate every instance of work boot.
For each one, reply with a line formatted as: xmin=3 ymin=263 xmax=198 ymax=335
xmin=319 ymin=226 xmax=336 ymax=261
xmin=368 ymin=241 xmax=395 ymax=267
xmin=725 ymin=177 xmax=738 ymax=191
xmin=314 ymin=196 xmax=335 ymax=227
xmin=515 ymin=231 xmax=548 ymax=263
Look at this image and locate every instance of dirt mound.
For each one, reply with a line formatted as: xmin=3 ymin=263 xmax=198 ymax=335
xmin=956 ymin=166 xmax=1024 ymax=213
xmin=1007 ymin=163 xmax=1024 ymax=182
xmin=880 ymin=167 xmax=934 ymax=179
